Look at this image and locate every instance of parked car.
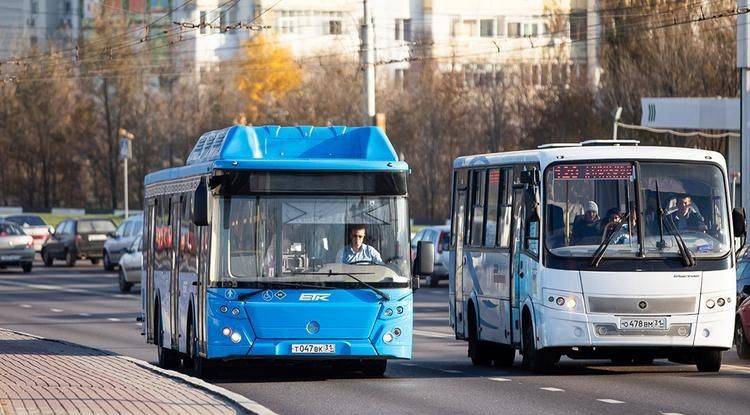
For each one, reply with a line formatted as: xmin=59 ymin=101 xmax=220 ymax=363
xmin=1 ymin=214 xmax=53 ymax=252
xmin=411 ymin=225 xmax=450 ymax=287
xmin=103 ymin=214 xmax=143 ymax=271
xmin=735 ymin=252 xmax=750 ymax=358
xmin=41 ymin=218 xmax=117 ymax=267
xmin=118 ymin=235 xmax=142 ymax=293
xmin=0 ymin=221 xmax=34 ymax=273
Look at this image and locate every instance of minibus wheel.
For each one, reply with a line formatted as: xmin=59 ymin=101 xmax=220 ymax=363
xmin=521 ymin=315 xmax=558 ymax=373
xmin=467 ymin=307 xmax=492 ymax=366
xmin=695 ymin=350 xmax=722 ymax=372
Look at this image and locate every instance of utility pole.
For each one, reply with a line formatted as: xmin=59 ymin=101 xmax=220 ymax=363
xmin=119 ymin=128 xmax=134 ymax=219
xmin=362 ymin=0 xmax=376 ymax=125
xmin=739 ymin=0 xmax=750 ymax=210
xmin=587 ymin=0 xmax=601 ymax=91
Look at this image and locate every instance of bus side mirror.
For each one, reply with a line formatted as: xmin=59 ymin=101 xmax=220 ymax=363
xmin=733 ymin=207 xmax=746 ymax=238
xmin=193 ymin=179 xmax=209 ymax=227
xmin=415 ymin=241 xmax=434 ymax=276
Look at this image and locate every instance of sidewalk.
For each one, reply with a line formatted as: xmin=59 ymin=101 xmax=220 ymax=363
xmin=0 ymin=329 xmax=246 ymax=415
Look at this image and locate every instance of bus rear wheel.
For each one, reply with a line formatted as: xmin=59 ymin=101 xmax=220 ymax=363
xmin=467 ymin=309 xmax=492 ymax=366
xmin=695 ymin=350 xmax=722 ymax=372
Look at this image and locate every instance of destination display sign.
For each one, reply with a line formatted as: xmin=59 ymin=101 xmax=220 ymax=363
xmin=553 ymin=163 xmax=633 ymax=180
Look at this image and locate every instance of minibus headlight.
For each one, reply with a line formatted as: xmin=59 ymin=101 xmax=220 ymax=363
xmin=706 ymin=299 xmax=715 ymax=309
xmin=717 ymin=298 xmax=725 ymax=307
xmin=555 ymin=297 xmax=565 ymax=306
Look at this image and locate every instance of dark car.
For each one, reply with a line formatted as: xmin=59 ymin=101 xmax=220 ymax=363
xmin=0 ymin=221 xmax=35 ymax=273
xmin=41 ymin=218 xmax=117 ymax=267
xmin=736 ymin=252 xmax=750 ymax=358
xmin=411 ymin=225 xmax=450 ymax=287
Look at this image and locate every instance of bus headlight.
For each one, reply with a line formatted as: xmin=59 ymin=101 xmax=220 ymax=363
xmin=222 ymin=327 xmax=232 ymax=336
xmin=219 ymin=305 xmax=228 ymax=313
xmin=383 ymin=333 xmax=394 ymax=343
xmin=230 ymin=332 xmax=242 ymax=343
xmin=543 ymin=288 xmax=584 ymax=313
xmin=706 ymin=299 xmax=715 ymax=309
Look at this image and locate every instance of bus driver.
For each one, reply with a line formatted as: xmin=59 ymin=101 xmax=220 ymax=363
xmin=338 ymin=224 xmax=383 ymax=264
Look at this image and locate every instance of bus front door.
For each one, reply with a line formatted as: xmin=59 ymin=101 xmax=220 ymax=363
xmin=509 ymin=186 xmax=525 ymax=347
xmin=453 ymin=188 xmax=468 ymax=338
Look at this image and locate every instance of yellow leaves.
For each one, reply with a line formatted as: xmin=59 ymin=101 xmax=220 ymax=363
xmin=236 ymin=34 xmax=302 ymax=115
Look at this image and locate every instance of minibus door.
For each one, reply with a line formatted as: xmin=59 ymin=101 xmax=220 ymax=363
xmin=145 ymin=202 xmax=156 ymax=343
xmin=170 ymin=197 xmax=181 ymax=349
xmin=453 ymin=188 xmax=468 ymax=338
xmin=509 ymin=186 xmax=525 ymax=347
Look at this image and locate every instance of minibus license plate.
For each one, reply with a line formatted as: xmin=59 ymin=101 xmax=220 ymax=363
xmin=619 ymin=317 xmax=667 ymax=330
xmin=291 ymin=344 xmax=335 ymax=354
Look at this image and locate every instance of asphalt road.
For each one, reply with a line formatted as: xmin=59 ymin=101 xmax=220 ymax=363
xmin=1 ymin=261 xmax=750 ymax=415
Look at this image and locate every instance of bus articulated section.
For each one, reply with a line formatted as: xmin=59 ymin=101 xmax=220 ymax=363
xmin=142 ymin=125 xmax=421 ymax=377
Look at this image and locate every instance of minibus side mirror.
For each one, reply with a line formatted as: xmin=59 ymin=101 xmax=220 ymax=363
xmin=193 ymin=179 xmax=209 ymax=227
xmin=743 ymin=285 xmax=750 ymax=296
xmin=414 ymin=241 xmax=434 ymax=276
xmin=733 ymin=207 xmax=746 ymax=238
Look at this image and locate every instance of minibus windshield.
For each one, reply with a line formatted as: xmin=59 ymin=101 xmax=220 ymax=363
xmin=545 ymin=161 xmax=730 ymax=259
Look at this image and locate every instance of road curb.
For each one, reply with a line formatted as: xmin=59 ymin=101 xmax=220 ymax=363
xmin=0 ymin=328 xmax=277 ymax=415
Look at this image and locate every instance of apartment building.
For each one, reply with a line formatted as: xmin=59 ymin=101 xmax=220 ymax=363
xmin=0 ymin=0 xmax=81 ymax=60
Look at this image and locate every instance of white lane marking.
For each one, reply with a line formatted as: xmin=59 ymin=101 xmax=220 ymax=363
xmin=50 ymin=308 xmax=63 ymax=313
xmin=107 ymin=318 xmax=121 ymax=322
xmin=661 ymin=413 xmax=686 ymax=415
xmin=399 ymin=362 xmax=418 ymax=366
xmin=413 ymin=329 xmax=454 ymax=339
xmin=20 ymin=304 xmax=31 ymax=308
xmin=113 ymin=294 xmax=131 ymax=299
xmin=597 ymin=399 xmax=625 ymax=404
xmin=540 ymin=387 xmax=565 ymax=392
xmin=135 ymin=322 xmax=143 ymax=326
xmin=487 ymin=377 xmax=512 ymax=382
xmin=720 ymin=364 xmax=750 ymax=373
xmin=78 ymin=313 xmax=91 ymax=317
xmin=440 ymin=369 xmax=462 ymax=374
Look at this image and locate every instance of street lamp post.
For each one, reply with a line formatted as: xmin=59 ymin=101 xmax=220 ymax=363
xmin=118 ymin=128 xmax=134 ymax=219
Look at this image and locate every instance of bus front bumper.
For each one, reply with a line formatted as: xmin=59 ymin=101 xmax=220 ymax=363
xmin=536 ymin=306 xmax=733 ymax=350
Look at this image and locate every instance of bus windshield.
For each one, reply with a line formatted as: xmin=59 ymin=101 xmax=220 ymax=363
xmin=215 ymin=196 xmax=411 ymax=286
xmin=545 ymin=161 xmax=730 ymax=259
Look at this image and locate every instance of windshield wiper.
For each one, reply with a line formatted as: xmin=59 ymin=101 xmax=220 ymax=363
xmin=655 ymin=181 xmax=695 ymax=267
xmin=237 ymin=281 xmax=335 ymax=301
xmin=591 ymin=212 xmax=630 ymax=267
xmin=289 ymin=270 xmax=390 ymax=301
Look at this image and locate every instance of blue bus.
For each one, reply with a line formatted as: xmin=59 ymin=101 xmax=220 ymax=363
xmin=142 ymin=125 xmax=431 ymax=377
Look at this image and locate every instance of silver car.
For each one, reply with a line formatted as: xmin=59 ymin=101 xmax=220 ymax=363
xmin=118 ymin=235 xmax=142 ymax=293
xmin=411 ymin=225 xmax=451 ymax=287
xmin=2 ymin=214 xmax=53 ymax=252
xmin=0 ymin=221 xmax=35 ymax=273
xmin=103 ymin=215 xmax=143 ymax=271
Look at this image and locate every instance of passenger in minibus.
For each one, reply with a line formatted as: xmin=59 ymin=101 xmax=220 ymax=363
xmin=571 ymin=201 xmax=602 ymax=245
xmin=669 ymin=196 xmax=707 ymax=232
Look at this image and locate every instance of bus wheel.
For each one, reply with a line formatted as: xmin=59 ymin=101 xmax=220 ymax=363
xmin=521 ymin=318 xmax=558 ymax=373
xmin=493 ymin=345 xmax=516 ymax=368
xmin=695 ymin=350 xmax=722 ymax=372
xmin=186 ymin=318 xmax=212 ymax=378
xmin=361 ymin=360 xmax=387 ymax=377
xmin=735 ymin=318 xmax=750 ymax=359
xmin=467 ymin=308 xmax=492 ymax=366
xmin=156 ymin=313 xmax=180 ymax=369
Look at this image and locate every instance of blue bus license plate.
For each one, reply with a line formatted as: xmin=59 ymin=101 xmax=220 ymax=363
xmin=619 ymin=317 xmax=667 ymax=330
xmin=291 ymin=344 xmax=336 ymax=354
